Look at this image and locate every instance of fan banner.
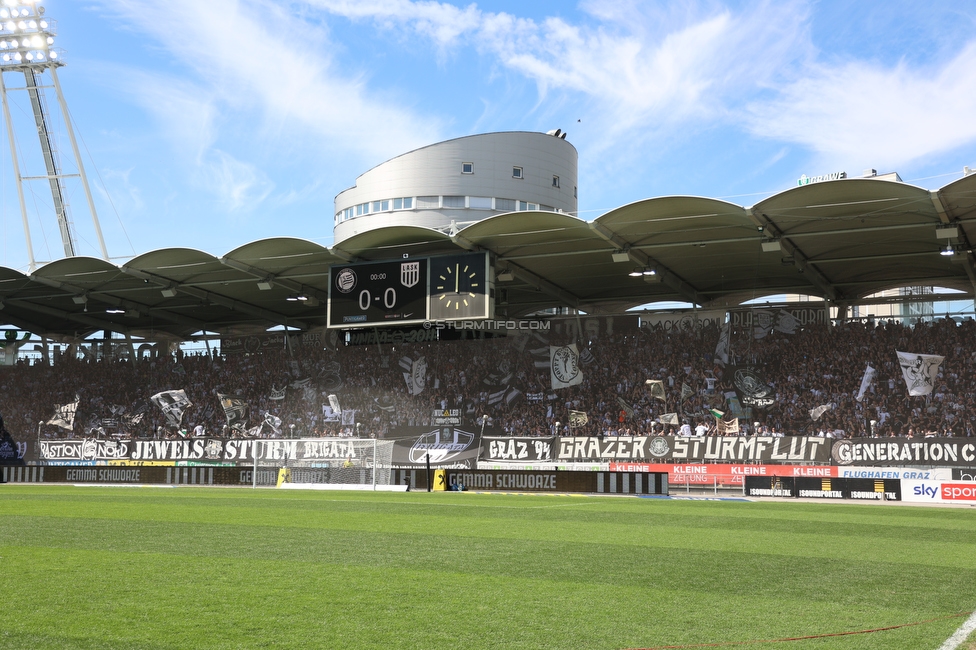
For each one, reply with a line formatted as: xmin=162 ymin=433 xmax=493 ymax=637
xmin=481 ymin=436 xmax=555 ymax=463
xmin=554 ymin=435 xmax=831 ymax=463
xmin=831 ymin=438 xmax=976 ymax=467
xmin=895 ymin=351 xmax=944 ymax=396
xmin=386 ymin=427 xmax=482 ymax=469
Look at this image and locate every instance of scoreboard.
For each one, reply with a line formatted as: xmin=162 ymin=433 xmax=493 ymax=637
xmin=327 ymin=252 xmax=491 ymax=328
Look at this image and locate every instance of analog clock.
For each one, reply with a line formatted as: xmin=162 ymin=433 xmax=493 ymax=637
xmin=428 ymin=252 xmax=491 ymax=321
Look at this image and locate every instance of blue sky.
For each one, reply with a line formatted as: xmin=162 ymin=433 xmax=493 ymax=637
xmin=1 ymin=0 xmax=975 ymax=273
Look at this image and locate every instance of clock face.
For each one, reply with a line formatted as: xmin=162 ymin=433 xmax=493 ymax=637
xmin=429 ymin=253 xmax=491 ymax=321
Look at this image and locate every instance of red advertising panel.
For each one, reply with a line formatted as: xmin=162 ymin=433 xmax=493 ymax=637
xmin=609 ymin=463 xmax=836 ymax=486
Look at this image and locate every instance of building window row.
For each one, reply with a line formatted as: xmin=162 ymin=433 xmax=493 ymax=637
xmin=458 ymin=163 xmax=562 ymax=190
xmin=335 ymin=195 xmax=560 ymax=223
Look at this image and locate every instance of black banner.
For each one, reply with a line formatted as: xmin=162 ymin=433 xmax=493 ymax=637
xmin=28 ymin=437 xmax=371 ymax=465
xmin=386 ymin=427 xmax=482 ymax=469
xmin=831 ymin=438 xmax=976 ymax=467
xmin=554 ymin=436 xmax=831 ymax=463
xmin=745 ymin=476 xmax=901 ymax=500
xmin=220 ymin=333 xmax=287 ymax=354
xmin=481 ymin=436 xmax=555 ymax=463
xmin=442 ymin=469 xmax=667 ymax=494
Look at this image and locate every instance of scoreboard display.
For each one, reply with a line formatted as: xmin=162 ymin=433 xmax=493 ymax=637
xmin=327 ymin=253 xmax=492 ymax=328
xmin=328 ymin=258 xmax=429 ymax=327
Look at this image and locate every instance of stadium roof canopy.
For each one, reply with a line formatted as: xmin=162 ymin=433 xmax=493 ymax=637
xmin=1 ymin=174 xmax=974 ymax=341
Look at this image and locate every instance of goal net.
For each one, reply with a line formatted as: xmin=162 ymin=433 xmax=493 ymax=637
xmin=253 ymin=438 xmax=397 ymax=490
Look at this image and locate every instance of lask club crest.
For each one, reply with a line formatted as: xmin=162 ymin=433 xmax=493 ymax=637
xmin=400 ymin=261 xmax=420 ymax=288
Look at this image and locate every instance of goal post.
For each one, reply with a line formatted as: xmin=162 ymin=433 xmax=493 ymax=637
xmin=271 ymin=438 xmax=400 ymax=491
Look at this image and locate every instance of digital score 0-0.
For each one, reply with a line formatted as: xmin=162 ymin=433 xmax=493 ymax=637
xmin=327 ymin=252 xmax=492 ymax=328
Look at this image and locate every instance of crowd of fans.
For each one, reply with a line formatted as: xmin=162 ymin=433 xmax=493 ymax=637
xmin=2 ymin=314 xmax=975 ymax=442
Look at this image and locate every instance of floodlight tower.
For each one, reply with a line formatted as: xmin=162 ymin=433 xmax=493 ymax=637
xmin=0 ymin=0 xmax=107 ymax=271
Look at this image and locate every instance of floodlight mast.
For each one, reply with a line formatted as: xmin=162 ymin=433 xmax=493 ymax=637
xmin=0 ymin=1 xmax=108 ymax=270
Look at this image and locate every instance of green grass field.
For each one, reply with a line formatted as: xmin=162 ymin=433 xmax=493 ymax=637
xmin=1 ymin=486 xmax=975 ymax=649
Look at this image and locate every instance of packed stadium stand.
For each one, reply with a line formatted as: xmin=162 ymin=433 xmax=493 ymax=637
xmin=3 ymin=315 xmax=974 ymax=443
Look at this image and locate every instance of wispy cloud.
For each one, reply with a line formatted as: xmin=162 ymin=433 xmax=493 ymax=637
xmin=311 ymin=0 xmax=813 ymax=163
xmin=745 ymin=40 xmax=976 ymax=169
xmin=312 ymin=0 xmax=976 ymax=174
xmin=95 ymin=0 xmax=442 ymax=210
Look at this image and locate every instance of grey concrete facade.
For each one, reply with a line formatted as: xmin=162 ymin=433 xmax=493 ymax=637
xmin=333 ymin=131 xmax=578 ymax=242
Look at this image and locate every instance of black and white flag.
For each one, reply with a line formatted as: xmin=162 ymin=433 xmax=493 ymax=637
xmin=550 ymin=344 xmax=583 ymax=389
xmin=46 ymin=395 xmax=79 ymax=430
xmin=680 ymin=383 xmax=695 ymax=402
xmin=855 ymin=365 xmax=876 ymax=402
xmin=569 ymin=410 xmax=588 ymax=427
xmin=400 ymin=356 xmax=428 ymax=396
xmin=263 ymin=412 xmax=282 ymax=435
xmin=151 ymin=390 xmax=193 ymax=429
xmin=616 ymin=397 xmax=635 ymax=419
xmin=328 ymin=394 xmax=341 ymax=415
xmin=218 ymin=393 xmax=249 ymax=430
xmin=730 ymin=367 xmax=775 ymax=409
xmin=896 ymin=351 xmax=944 ymax=396
xmin=269 ymin=385 xmax=286 ymax=401
xmin=645 ymin=380 xmax=666 ymax=402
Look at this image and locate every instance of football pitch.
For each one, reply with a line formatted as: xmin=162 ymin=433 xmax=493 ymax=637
xmin=1 ymin=486 xmax=975 ymax=649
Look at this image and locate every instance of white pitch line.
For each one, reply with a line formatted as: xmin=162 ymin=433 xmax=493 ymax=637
xmin=937 ymin=610 xmax=976 ymax=650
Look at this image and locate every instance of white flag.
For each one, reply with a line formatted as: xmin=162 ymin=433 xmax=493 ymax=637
xmin=46 ymin=395 xmax=79 ymax=430
xmin=328 ymin=394 xmax=341 ymax=415
xmin=855 ymin=365 xmax=876 ymax=402
xmin=896 ymin=351 xmax=944 ymax=396
xmin=658 ymin=412 xmax=679 ymax=425
xmin=550 ymin=344 xmax=583 ymax=389
xmin=810 ymin=404 xmax=832 ymax=421
xmin=714 ymin=321 xmax=730 ymax=366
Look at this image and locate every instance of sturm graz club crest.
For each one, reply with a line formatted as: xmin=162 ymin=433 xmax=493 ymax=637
xmin=335 ymin=268 xmax=357 ymax=293
xmin=733 ymin=367 xmax=775 ymax=408
xmin=400 ymin=261 xmax=420 ymax=288
xmin=648 ymin=436 xmax=670 ymax=458
xmin=408 ymin=428 xmax=476 ymax=464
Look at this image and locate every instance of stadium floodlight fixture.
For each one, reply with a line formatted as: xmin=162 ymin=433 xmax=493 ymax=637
xmin=941 ymin=243 xmax=955 ymax=257
xmin=642 ymin=268 xmax=656 ymax=276
xmin=105 ymin=308 xmax=125 ymax=314
xmin=628 ymin=268 xmax=643 ymax=277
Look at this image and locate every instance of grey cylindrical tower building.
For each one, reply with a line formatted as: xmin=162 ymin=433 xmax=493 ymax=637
xmin=334 ymin=131 xmax=578 ymax=243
